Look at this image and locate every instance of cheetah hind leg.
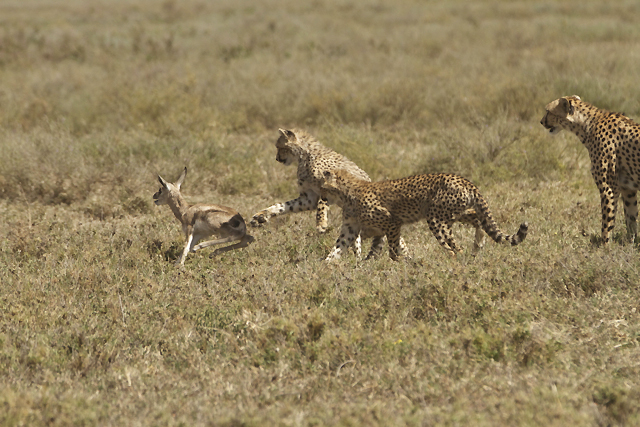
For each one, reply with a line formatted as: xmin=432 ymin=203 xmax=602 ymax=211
xmin=325 ymin=222 xmax=360 ymax=262
xmin=457 ymin=209 xmax=485 ymax=254
xmin=472 ymin=227 xmax=486 ymax=253
xmin=621 ymin=189 xmax=638 ymax=243
xmin=464 ymin=219 xmax=485 ymax=254
xmin=363 ymin=236 xmax=409 ymax=260
xmin=428 ymin=219 xmax=458 ymax=257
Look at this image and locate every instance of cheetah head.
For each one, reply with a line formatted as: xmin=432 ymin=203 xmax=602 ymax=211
xmin=322 ymin=170 xmax=353 ymax=189
xmin=321 ymin=169 xmax=364 ymax=206
xmin=320 ymin=170 xmax=347 ymax=205
xmin=540 ymin=95 xmax=581 ymax=135
xmin=275 ymin=128 xmax=298 ymax=166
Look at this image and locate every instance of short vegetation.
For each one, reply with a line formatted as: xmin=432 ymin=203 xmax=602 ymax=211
xmin=1 ymin=0 xmax=640 ymax=425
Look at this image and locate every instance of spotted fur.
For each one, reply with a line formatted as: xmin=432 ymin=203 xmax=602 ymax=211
xmin=322 ymin=170 xmax=528 ymax=261
xmin=541 ymin=95 xmax=640 ymax=244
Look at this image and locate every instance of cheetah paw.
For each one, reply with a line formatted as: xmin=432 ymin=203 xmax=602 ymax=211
xmin=250 ymin=213 xmax=269 ymax=227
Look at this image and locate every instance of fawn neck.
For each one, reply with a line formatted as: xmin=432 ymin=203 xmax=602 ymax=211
xmin=167 ymin=193 xmax=191 ymax=224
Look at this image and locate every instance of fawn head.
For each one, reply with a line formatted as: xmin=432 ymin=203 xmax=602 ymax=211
xmin=153 ymin=167 xmax=187 ymax=206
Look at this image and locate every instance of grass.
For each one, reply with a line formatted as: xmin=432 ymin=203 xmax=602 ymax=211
xmin=2 ymin=0 xmax=640 ymax=425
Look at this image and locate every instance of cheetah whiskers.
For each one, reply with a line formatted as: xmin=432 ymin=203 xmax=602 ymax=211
xmin=153 ymin=167 xmax=254 ymax=266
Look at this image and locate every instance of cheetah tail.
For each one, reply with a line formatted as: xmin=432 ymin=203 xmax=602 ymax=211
xmin=474 ymin=195 xmax=528 ymax=246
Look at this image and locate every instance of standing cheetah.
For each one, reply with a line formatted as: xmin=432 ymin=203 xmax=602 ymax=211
xmin=541 ymin=95 xmax=640 ymax=244
xmin=321 ymin=170 xmax=528 ymax=261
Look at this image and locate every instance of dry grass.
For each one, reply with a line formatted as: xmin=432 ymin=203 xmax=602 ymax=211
xmin=2 ymin=0 xmax=640 ymax=425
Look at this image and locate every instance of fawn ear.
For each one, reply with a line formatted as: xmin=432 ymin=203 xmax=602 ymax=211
xmin=176 ymin=167 xmax=187 ymax=188
xmin=158 ymin=175 xmax=168 ymax=188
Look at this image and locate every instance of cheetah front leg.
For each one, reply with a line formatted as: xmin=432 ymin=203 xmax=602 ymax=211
xmin=621 ymin=189 xmax=638 ymax=243
xmin=250 ymin=191 xmax=320 ymax=227
xmin=442 ymin=222 xmax=465 ymax=254
xmin=325 ymin=221 xmax=360 ymax=262
xmin=352 ymin=234 xmax=363 ymax=258
xmin=365 ymin=236 xmax=385 ymax=260
xmin=317 ymin=194 xmax=362 ymax=254
xmin=386 ymin=224 xmax=407 ymax=261
xmin=315 ymin=197 xmax=329 ymax=233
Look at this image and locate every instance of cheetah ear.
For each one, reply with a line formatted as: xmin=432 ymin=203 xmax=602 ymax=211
xmin=550 ymin=97 xmax=573 ymax=117
xmin=566 ymin=98 xmax=575 ymax=115
xmin=278 ymin=128 xmax=296 ymax=140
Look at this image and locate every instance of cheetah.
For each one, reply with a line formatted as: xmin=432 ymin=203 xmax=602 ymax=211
xmin=251 ymin=128 xmax=371 ymax=233
xmin=321 ymin=169 xmax=528 ymax=261
xmin=541 ymin=95 xmax=640 ymax=244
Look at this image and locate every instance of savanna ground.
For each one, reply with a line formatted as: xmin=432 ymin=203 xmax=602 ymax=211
xmin=1 ymin=0 xmax=640 ymax=425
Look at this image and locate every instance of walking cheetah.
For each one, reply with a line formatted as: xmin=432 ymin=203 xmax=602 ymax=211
xmin=321 ymin=170 xmax=528 ymax=261
xmin=541 ymin=95 xmax=640 ymax=244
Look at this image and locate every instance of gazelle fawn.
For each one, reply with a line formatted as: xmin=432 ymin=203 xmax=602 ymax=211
xmin=153 ymin=167 xmax=254 ymax=266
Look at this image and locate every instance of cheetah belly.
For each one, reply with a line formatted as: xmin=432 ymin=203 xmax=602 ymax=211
xmin=360 ymin=226 xmax=385 ymax=239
